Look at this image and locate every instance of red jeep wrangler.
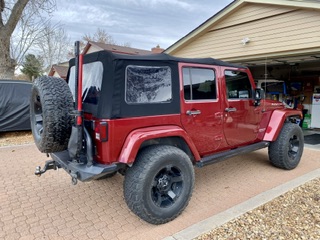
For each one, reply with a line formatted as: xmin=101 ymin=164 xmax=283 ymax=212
xmin=31 ymin=44 xmax=304 ymax=224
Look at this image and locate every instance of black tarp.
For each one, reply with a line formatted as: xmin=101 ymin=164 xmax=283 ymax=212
xmin=0 ymin=80 xmax=32 ymax=132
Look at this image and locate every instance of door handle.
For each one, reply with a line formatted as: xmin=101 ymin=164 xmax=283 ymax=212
xmin=225 ymin=107 xmax=237 ymax=112
xmin=186 ymin=110 xmax=201 ymax=116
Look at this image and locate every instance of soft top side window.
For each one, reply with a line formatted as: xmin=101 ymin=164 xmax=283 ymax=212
xmin=125 ymin=65 xmax=172 ymax=104
xmin=225 ymin=70 xmax=252 ymax=99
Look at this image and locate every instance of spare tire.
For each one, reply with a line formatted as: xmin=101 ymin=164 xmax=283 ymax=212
xmin=30 ymin=76 xmax=74 ymax=153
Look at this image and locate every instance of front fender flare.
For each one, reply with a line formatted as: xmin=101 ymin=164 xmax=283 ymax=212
xmin=263 ymin=109 xmax=302 ymax=141
xmin=118 ymin=125 xmax=200 ymax=164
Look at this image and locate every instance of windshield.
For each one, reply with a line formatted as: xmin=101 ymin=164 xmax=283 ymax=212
xmin=68 ymin=61 xmax=103 ymax=105
xmin=261 ymin=82 xmax=285 ymax=94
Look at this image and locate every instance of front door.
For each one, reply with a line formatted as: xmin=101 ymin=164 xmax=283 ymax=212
xmin=222 ymin=69 xmax=262 ymax=146
xmin=180 ymin=63 xmax=226 ymax=156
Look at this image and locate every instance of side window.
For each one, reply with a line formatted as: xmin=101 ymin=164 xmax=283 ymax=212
xmin=225 ymin=70 xmax=252 ymax=99
xmin=183 ymin=67 xmax=216 ymax=100
xmin=69 ymin=62 xmax=103 ymax=105
xmin=125 ymin=66 xmax=172 ymax=104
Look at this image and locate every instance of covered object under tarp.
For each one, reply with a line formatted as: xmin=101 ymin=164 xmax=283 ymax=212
xmin=0 ymin=80 xmax=32 ymax=132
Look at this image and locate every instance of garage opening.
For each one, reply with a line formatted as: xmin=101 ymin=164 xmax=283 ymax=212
xmin=239 ymin=54 xmax=320 ymax=145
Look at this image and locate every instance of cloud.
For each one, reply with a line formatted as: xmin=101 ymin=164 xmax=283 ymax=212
xmin=52 ymin=0 xmax=234 ymax=49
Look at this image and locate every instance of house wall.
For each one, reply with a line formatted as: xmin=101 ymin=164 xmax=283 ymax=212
xmin=170 ymin=3 xmax=320 ymax=61
xmin=53 ymin=72 xmax=61 ymax=78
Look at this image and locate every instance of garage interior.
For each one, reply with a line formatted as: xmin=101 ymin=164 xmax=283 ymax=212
xmin=237 ymin=53 xmax=320 ymax=131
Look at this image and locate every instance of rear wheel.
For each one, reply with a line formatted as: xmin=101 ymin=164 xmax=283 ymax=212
xmin=30 ymin=76 xmax=74 ymax=153
xmin=124 ymin=145 xmax=195 ymax=224
xmin=268 ymin=123 xmax=304 ymax=170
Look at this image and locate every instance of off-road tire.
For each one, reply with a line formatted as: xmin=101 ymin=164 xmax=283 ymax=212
xmin=124 ymin=145 xmax=195 ymax=225
xmin=30 ymin=76 xmax=74 ymax=153
xmin=268 ymin=123 xmax=304 ymax=170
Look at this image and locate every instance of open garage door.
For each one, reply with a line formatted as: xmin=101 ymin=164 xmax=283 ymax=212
xmin=234 ymin=53 xmax=320 ymax=129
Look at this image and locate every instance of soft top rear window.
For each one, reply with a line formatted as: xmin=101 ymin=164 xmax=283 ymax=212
xmin=68 ymin=61 xmax=103 ymax=105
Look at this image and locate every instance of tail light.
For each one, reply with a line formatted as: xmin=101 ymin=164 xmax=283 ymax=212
xmin=95 ymin=121 xmax=108 ymax=142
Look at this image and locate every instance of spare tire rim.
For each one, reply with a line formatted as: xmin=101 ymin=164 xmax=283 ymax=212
xmin=288 ymin=134 xmax=299 ymax=161
xmin=151 ymin=164 xmax=183 ymax=208
xmin=32 ymin=92 xmax=44 ymax=139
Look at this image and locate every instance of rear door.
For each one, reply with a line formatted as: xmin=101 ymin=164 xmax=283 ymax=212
xmin=222 ymin=69 xmax=262 ymax=146
xmin=180 ymin=63 xmax=226 ymax=156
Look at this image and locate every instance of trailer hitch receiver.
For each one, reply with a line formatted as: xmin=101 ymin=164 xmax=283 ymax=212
xmin=35 ymin=160 xmax=60 ymax=176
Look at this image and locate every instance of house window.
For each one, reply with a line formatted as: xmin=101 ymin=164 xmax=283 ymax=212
xmin=183 ymin=67 xmax=216 ymax=100
xmin=125 ymin=65 xmax=172 ymax=104
xmin=225 ymin=70 xmax=252 ymax=99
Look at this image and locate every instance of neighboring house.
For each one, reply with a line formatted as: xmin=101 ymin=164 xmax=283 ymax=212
xmin=48 ymin=62 xmax=69 ymax=80
xmin=82 ymin=41 xmax=164 ymax=55
xmin=48 ymin=42 xmax=164 ymax=78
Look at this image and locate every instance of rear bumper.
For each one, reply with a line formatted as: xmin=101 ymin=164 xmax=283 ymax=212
xmin=50 ymin=151 xmax=120 ymax=182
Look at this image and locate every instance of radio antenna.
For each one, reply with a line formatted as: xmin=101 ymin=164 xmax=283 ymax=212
xmin=263 ymin=57 xmax=267 ymax=111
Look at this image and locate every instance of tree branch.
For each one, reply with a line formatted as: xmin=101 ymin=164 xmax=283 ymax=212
xmin=0 ymin=0 xmax=4 ymax=27
xmin=5 ymin=0 xmax=29 ymax=35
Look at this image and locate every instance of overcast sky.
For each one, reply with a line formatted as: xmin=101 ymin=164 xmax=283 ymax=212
xmin=51 ymin=0 xmax=234 ymax=51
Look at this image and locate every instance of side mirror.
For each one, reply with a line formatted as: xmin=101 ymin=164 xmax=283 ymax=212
xmin=254 ymin=88 xmax=264 ymax=106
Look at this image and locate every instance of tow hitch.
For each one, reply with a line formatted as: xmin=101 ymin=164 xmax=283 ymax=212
xmin=35 ymin=160 xmax=60 ymax=176
xmin=35 ymin=159 xmax=79 ymax=185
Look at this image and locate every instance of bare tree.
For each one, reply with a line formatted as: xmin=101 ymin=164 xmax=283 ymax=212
xmin=0 ymin=0 xmax=56 ymax=79
xmin=82 ymin=28 xmax=116 ymax=46
xmin=81 ymin=28 xmax=131 ymax=48
xmin=37 ymin=23 xmax=71 ymax=70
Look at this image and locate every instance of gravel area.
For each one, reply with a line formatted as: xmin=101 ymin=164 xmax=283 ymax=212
xmin=195 ymin=177 xmax=320 ymax=240
xmin=0 ymin=131 xmax=34 ymax=147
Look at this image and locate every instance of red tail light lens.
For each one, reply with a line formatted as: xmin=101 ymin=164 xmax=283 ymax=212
xmin=95 ymin=121 xmax=108 ymax=142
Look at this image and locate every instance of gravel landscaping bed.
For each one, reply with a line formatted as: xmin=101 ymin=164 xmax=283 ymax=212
xmin=0 ymin=131 xmax=34 ymax=147
xmin=195 ymin=177 xmax=320 ymax=240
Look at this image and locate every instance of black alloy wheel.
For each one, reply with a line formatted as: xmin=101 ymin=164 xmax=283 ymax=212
xmin=151 ymin=165 xmax=183 ymax=208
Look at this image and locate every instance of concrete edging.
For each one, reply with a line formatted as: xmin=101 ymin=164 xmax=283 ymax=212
xmin=164 ymin=168 xmax=320 ymax=240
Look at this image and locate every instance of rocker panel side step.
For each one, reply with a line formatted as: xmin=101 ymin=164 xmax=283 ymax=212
xmin=196 ymin=141 xmax=270 ymax=168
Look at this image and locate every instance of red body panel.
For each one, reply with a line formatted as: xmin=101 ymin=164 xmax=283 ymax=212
xmin=118 ymin=125 xmax=200 ymax=164
xmin=93 ymin=115 xmax=198 ymax=164
xmin=178 ymin=63 xmax=229 ymax=155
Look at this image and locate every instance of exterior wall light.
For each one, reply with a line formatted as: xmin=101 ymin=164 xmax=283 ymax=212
xmin=241 ymin=37 xmax=250 ymax=45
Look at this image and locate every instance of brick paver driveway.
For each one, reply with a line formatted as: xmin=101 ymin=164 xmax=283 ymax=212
xmin=1 ymin=144 xmax=319 ymax=240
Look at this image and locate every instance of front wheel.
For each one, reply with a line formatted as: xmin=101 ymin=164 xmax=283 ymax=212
xmin=268 ymin=123 xmax=304 ymax=170
xmin=124 ymin=145 xmax=195 ymax=225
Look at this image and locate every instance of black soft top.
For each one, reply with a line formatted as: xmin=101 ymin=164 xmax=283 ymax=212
xmin=68 ymin=51 xmax=245 ymax=119
xmin=70 ymin=50 xmax=245 ymax=69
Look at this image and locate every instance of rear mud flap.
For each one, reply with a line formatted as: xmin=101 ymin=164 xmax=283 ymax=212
xmin=68 ymin=126 xmax=82 ymax=160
